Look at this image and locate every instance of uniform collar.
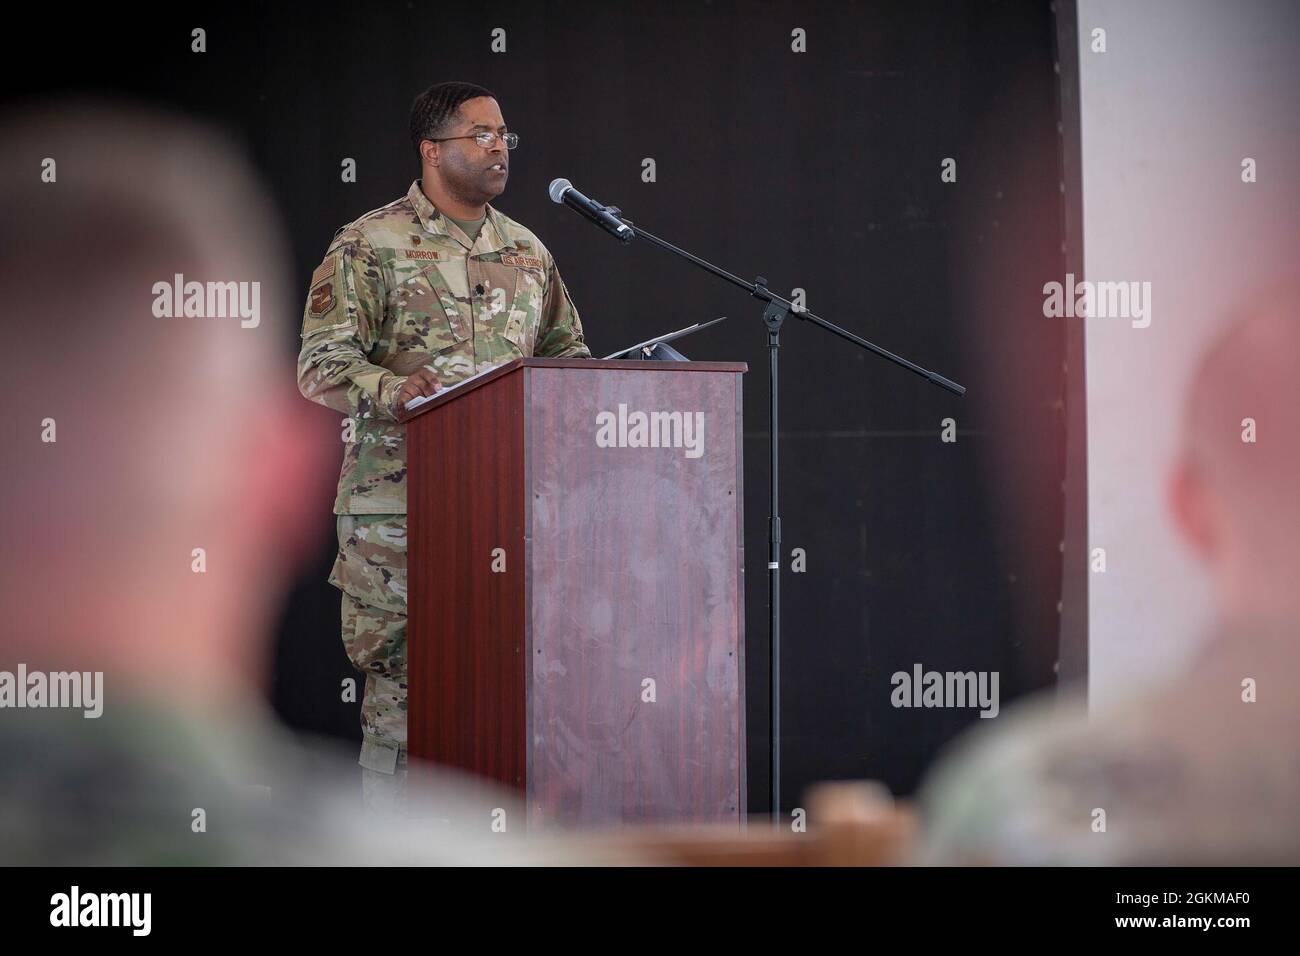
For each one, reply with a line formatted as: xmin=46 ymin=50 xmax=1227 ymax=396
xmin=408 ymin=179 xmax=512 ymax=255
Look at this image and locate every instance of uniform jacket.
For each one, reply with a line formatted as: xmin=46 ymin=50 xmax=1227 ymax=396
xmin=298 ymin=180 xmax=590 ymax=514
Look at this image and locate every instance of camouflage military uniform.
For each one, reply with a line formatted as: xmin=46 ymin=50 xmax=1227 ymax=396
xmin=298 ymin=180 xmax=590 ymax=802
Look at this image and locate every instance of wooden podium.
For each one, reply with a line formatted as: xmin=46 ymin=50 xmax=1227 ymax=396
xmin=401 ymin=358 xmax=746 ymax=827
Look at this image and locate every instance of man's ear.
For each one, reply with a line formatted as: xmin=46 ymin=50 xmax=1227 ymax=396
xmin=1168 ymin=455 xmax=1218 ymax=562
xmin=420 ymin=140 xmax=438 ymax=167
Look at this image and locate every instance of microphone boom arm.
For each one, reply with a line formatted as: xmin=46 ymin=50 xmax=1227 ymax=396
xmin=612 ymin=215 xmax=966 ymax=396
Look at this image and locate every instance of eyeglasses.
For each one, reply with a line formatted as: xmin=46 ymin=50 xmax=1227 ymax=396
xmin=429 ymin=131 xmax=519 ymax=150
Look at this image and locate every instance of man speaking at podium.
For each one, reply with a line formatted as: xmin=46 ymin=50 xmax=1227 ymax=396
xmin=297 ymin=81 xmax=590 ymax=811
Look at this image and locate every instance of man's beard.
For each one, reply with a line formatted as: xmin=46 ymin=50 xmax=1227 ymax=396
xmin=445 ymin=165 xmax=505 ymax=206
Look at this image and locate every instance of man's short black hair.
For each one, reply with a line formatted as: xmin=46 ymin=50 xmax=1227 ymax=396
xmin=409 ymin=81 xmax=496 ymax=159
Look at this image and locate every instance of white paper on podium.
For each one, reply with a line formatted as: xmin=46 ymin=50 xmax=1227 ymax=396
xmin=403 ymin=363 xmax=502 ymax=413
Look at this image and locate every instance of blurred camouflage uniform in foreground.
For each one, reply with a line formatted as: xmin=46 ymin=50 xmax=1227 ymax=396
xmin=918 ymin=619 xmax=1300 ymax=864
xmin=0 ymin=700 xmax=568 ymax=864
xmin=298 ymin=181 xmax=589 ymax=799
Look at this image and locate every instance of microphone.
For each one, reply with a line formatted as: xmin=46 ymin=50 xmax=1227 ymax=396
xmin=548 ymin=178 xmax=634 ymax=243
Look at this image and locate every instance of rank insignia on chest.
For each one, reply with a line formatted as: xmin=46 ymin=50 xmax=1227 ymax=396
xmin=501 ymin=254 xmax=544 ymax=269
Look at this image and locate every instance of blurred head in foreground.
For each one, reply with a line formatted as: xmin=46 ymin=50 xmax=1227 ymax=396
xmin=0 ymin=101 xmax=568 ymax=864
xmin=918 ymin=287 xmax=1300 ymax=865
xmin=0 ymin=100 xmax=318 ymax=704
xmin=1169 ymin=285 xmax=1300 ymax=627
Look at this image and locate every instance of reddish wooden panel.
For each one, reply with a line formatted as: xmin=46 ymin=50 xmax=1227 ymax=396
xmin=407 ymin=370 xmax=527 ymax=789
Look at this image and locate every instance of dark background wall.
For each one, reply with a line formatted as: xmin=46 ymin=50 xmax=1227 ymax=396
xmin=7 ymin=0 xmax=1069 ymax=811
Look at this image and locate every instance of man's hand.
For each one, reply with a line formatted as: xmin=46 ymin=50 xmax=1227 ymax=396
xmin=393 ymin=367 xmax=442 ymax=413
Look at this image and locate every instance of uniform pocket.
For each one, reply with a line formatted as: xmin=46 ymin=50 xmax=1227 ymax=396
xmin=481 ymin=262 xmax=535 ymax=352
xmin=328 ymin=515 xmax=408 ymax=612
xmin=390 ymin=266 xmax=469 ymax=351
xmin=340 ymin=592 xmax=407 ymax=680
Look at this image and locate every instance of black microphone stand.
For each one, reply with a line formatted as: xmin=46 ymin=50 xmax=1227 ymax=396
xmin=599 ymin=204 xmax=966 ymax=825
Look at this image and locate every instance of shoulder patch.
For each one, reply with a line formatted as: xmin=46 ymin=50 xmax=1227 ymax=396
xmin=309 ymin=281 xmax=335 ymax=317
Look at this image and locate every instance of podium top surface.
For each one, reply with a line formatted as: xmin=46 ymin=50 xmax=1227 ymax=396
xmin=399 ymin=357 xmax=747 ymax=422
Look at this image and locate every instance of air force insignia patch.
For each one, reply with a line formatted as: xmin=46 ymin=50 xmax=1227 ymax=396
xmin=309 ymin=281 xmax=335 ymax=316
